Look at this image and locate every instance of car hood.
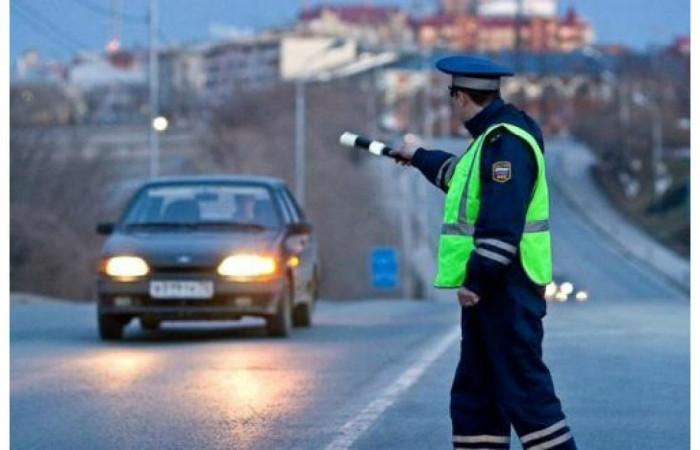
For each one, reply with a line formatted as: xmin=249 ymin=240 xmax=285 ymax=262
xmin=101 ymin=229 xmax=282 ymax=267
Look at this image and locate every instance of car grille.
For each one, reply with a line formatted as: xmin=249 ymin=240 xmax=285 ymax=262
xmin=150 ymin=265 xmax=215 ymax=274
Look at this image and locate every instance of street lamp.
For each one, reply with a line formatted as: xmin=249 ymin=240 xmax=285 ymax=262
xmin=148 ymin=0 xmax=159 ymax=179
xmin=293 ymin=39 xmax=345 ymax=207
xmin=152 ymin=116 xmax=169 ymax=132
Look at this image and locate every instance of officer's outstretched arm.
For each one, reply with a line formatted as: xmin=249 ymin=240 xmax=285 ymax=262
xmin=410 ymin=148 xmax=458 ymax=193
xmin=462 ymin=133 xmax=536 ymax=297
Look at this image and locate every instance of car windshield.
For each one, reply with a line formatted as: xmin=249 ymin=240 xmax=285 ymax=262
xmin=122 ymin=184 xmax=280 ymax=229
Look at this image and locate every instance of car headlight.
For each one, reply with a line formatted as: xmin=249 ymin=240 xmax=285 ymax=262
xmin=103 ymin=256 xmax=149 ymax=278
xmin=217 ymin=254 xmax=277 ymax=278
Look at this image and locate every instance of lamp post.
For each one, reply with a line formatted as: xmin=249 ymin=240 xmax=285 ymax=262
xmin=295 ymin=79 xmax=306 ymax=207
xmin=148 ymin=0 xmax=159 ymax=179
xmin=632 ymin=91 xmax=666 ymax=202
xmin=293 ymin=39 xmax=345 ymax=207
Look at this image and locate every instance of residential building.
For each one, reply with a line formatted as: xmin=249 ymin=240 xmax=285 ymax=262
xmin=298 ymin=5 xmax=413 ymax=46
xmin=442 ymin=0 xmax=477 ymax=14
xmin=477 ymin=0 xmax=558 ymax=18
xmin=417 ymin=5 xmax=594 ymax=52
xmin=159 ymin=45 xmax=207 ymax=117
xmin=203 ymin=36 xmax=280 ymax=102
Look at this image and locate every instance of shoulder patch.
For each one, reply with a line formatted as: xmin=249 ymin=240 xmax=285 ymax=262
xmin=492 ymin=161 xmax=511 ymax=183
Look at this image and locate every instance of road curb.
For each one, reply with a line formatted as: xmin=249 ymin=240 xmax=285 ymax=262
xmin=10 ymin=292 xmax=87 ymax=304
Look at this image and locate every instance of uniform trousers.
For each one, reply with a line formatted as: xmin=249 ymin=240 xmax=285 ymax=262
xmin=450 ymin=264 xmax=577 ymax=450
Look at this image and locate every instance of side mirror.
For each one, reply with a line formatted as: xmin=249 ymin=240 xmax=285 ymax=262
xmin=96 ymin=222 xmax=116 ymax=235
xmin=287 ymin=222 xmax=312 ymax=235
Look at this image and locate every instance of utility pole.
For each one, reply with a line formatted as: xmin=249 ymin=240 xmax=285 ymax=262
xmin=650 ymin=104 xmax=665 ymax=201
xmin=148 ymin=0 xmax=160 ymax=179
xmin=294 ymin=80 xmax=306 ymax=207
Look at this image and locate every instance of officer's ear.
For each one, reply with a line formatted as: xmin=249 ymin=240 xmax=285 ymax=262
xmin=457 ymin=90 xmax=472 ymax=108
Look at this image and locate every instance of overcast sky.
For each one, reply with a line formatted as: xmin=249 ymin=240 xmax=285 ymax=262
xmin=10 ymin=0 xmax=690 ymax=62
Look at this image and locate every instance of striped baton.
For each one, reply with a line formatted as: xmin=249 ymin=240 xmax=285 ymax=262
xmin=339 ymin=132 xmax=407 ymax=161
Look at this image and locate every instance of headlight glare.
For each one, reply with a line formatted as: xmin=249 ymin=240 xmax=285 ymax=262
xmin=104 ymin=256 xmax=149 ymax=278
xmin=218 ymin=254 xmax=277 ymax=278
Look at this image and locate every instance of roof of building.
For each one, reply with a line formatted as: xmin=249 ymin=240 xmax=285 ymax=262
xmin=300 ymin=5 xmax=402 ymax=23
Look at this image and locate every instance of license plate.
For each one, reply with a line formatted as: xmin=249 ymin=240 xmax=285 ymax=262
xmin=149 ymin=281 xmax=214 ymax=299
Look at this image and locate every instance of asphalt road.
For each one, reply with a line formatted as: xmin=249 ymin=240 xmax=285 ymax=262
xmin=11 ymin=181 xmax=688 ymax=449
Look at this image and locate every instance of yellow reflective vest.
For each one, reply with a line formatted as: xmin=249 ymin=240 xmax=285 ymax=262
xmin=434 ymin=123 xmax=552 ymax=288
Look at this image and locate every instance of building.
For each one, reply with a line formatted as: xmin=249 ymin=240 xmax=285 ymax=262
xmin=380 ymin=49 xmax=619 ymax=134
xmin=668 ymin=35 xmax=690 ymax=56
xmin=417 ymin=4 xmax=593 ymax=52
xmin=203 ymin=36 xmax=280 ymax=102
xmin=67 ymin=50 xmax=147 ymax=88
xmin=415 ymin=14 xmax=479 ymax=50
xmin=298 ymin=5 xmax=413 ymax=46
xmin=477 ymin=0 xmax=558 ymax=17
xmin=159 ymin=45 xmax=207 ymax=117
xmin=442 ymin=0 xmax=477 ymax=14
xmin=13 ymin=50 xmax=67 ymax=84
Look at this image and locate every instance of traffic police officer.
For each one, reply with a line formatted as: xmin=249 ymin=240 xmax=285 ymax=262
xmin=390 ymin=56 xmax=577 ymax=450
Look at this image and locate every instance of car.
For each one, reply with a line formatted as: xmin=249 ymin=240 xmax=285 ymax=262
xmin=95 ymin=175 xmax=320 ymax=340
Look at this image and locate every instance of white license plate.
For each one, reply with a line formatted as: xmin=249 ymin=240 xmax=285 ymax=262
xmin=149 ymin=281 xmax=214 ymax=299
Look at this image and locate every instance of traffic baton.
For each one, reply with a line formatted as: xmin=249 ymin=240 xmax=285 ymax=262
xmin=339 ymin=132 xmax=408 ymax=162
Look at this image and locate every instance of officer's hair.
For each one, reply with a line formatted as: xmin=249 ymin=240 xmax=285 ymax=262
xmin=457 ymin=88 xmax=500 ymax=107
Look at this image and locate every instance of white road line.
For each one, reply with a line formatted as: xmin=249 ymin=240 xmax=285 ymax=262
xmin=325 ymin=325 xmax=461 ymax=450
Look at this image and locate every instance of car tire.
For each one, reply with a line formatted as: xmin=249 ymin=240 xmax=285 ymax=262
xmin=293 ymin=275 xmax=317 ymax=328
xmin=98 ymin=314 xmax=125 ymax=340
xmin=292 ymin=302 xmax=312 ymax=327
xmin=267 ymin=283 xmax=292 ymax=338
xmin=140 ymin=317 xmax=161 ymax=331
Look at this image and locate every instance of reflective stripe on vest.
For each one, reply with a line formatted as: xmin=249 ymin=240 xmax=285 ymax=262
xmin=434 ymin=123 xmax=552 ymax=288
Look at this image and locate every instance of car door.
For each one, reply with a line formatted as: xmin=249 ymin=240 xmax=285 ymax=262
xmin=278 ymin=187 xmax=315 ymax=304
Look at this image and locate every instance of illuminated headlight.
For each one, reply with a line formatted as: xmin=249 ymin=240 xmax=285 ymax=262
xmin=560 ymin=282 xmax=574 ymax=295
xmin=104 ymin=256 xmax=149 ymax=278
xmin=217 ymin=254 xmax=277 ymax=278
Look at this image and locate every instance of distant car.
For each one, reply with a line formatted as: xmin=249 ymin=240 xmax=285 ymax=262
xmin=95 ymin=175 xmax=320 ymax=340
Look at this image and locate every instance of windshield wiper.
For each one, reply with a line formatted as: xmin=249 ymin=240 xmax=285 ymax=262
xmin=125 ymin=222 xmax=197 ymax=230
xmin=195 ymin=221 xmax=268 ymax=231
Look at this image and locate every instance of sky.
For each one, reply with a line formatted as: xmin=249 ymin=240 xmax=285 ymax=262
xmin=10 ymin=0 xmax=690 ymax=62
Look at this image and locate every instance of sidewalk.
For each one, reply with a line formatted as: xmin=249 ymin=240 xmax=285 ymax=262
xmin=546 ymin=136 xmax=690 ymax=291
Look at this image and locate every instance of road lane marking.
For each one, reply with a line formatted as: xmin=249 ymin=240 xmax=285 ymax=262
xmin=325 ymin=325 xmax=461 ymax=450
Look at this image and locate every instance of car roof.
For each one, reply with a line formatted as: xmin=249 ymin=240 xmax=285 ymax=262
xmin=142 ymin=174 xmax=287 ymax=188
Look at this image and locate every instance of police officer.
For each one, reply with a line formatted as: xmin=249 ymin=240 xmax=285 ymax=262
xmin=390 ymin=56 xmax=577 ymax=450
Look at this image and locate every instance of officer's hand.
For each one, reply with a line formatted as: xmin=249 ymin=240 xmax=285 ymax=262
xmin=457 ymin=287 xmax=480 ymax=307
xmin=388 ymin=145 xmax=418 ymax=167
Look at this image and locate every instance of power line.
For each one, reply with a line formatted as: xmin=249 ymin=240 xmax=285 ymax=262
xmin=66 ymin=0 xmax=147 ymax=23
xmin=12 ymin=0 xmax=91 ymax=50
xmin=65 ymin=0 xmax=172 ymax=45
xmin=12 ymin=10 xmax=76 ymax=56
xmin=10 ymin=2 xmax=84 ymax=54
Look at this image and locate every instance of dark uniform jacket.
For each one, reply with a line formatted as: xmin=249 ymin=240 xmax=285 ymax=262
xmin=411 ymin=98 xmax=545 ymax=296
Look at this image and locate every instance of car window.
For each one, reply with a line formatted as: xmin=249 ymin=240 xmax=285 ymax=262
xmin=282 ymin=187 xmax=305 ymax=221
xmin=277 ymin=188 xmax=298 ymax=224
xmin=122 ymin=184 xmax=281 ymax=228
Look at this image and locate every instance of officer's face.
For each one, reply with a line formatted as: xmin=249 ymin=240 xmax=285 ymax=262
xmin=450 ymin=89 xmax=478 ymax=117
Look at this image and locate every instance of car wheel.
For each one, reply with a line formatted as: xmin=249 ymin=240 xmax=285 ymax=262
xmin=293 ymin=276 xmax=316 ymax=328
xmin=267 ymin=283 xmax=292 ymax=338
xmin=98 ymin=314 xmax=125 ymax=340
xmin=140 ymin=317 xmax=161 ymax=331
xmin=292 ymin=302 xmax=313 ymax=327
